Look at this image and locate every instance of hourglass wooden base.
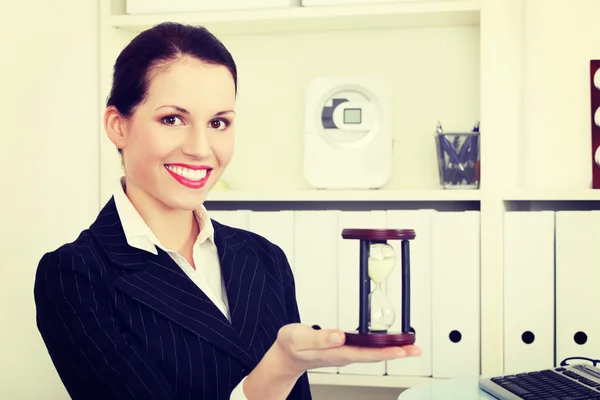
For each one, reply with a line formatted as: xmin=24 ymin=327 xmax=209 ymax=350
xmin=345 ymin=331 xmax=416 ymax=348
xmin=341 ymin=228 xmax=417 ymax=348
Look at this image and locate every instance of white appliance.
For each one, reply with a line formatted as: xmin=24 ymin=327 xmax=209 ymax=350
xmin=126 ymin=0 xmax=301 ymax=14
xmin=303 ymin=76 xmax=393 ymax=190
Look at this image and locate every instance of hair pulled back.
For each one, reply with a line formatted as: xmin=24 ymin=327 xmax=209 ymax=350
xmin=106 ymin=22 xmax=238 ymax=118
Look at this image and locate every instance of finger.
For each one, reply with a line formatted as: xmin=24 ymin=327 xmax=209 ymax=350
xmin=363 ymin=346 xmax=410 ymax=360
xmin=292 ymin=342 xmax=421 ymax=368
xmin=319 ymin=346 xmax=420 ymax=365
xmin=401 ymin=345 xmax=422 ymax=357
xmin=300 ymin=345 xmax=405 ymax=368
xmin=289 ymin=325 xmax=346 ymax=351
xmin=342 ymin=343 xmax=421 ymax=357
xmin=356 ymin=344 xmax=423 ymax=361
xmin=363 ymin=345 xmax=422 ymax=359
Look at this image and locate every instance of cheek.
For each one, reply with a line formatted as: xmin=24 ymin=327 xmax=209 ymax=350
xmin=124 ymin=126 xmax=180 ymax=180
xmin=212 ymin=134 xmax=234 ymax=166
xmin=130 ymin=127 xmax=177 ymax=161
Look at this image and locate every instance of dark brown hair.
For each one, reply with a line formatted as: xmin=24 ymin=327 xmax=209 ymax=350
xmin=106 ymin=22 xmax=237 ymax=118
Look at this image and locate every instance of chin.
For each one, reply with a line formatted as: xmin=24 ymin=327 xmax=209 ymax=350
xmin=158 ymin=175 xmax=216 ymax=210
xmin=160 ymin=191 xmax=208 ymax=212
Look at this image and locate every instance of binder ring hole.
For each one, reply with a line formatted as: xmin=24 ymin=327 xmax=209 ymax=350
xmin=522 ymin=331 xmax=535 ymax=344
xmin=449 ymin=330 xmax=462 ymax=343
xmin=574 ymin=331 xmax=588 ymax=345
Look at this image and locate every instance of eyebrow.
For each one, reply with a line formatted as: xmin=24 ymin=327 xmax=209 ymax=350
xmin=155 ymin=105 xmax=235 ymax=117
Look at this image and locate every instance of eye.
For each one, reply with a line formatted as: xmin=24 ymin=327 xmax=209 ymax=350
xmin=161 ymin=115 xmax=184 ymax=126
xmin=209 ymin=118 xmax=230 ymax=131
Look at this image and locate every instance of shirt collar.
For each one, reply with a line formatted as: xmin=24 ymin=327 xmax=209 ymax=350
xmin=113 ymin=177 xmax=215 ymax=255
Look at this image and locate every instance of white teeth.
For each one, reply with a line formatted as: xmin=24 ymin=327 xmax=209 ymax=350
xmin=166 ymin=165 xmax=208 ymax=181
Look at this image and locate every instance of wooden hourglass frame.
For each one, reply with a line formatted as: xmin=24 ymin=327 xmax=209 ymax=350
xmin=341 ymin=228 xmax=416 ymax=347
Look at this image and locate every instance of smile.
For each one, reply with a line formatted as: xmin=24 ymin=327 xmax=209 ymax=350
xmin=165 ymin=164 xmax=212 ymax=189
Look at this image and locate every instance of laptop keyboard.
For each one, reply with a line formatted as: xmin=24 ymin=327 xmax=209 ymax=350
xmin=489 ymin=367 xmax=600 ymax=399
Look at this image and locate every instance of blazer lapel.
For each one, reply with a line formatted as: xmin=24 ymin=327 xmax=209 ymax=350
xmin=113 ymin=252 xmax=257 ymax=369
xmin=89 ymin=198 xmax=256 ymax=369
xmin=213 ymin=222 xmax=266 ymax=353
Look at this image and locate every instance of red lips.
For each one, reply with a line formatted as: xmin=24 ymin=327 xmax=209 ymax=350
xmin=165 ymin=165 xmax=212 ymax=189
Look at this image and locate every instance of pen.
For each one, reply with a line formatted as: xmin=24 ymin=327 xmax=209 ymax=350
xmin=436 ymin=121 xmax=447 ymax=184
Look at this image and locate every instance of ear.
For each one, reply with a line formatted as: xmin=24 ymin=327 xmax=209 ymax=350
xmin=104 ymin=106 xmax=128 ymax=150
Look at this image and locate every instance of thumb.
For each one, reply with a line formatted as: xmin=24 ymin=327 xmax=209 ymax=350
xmin=298 ymin=326 xmax=346 ymax=350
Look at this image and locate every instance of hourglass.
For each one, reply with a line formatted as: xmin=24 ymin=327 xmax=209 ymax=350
xmin=341 ymin=228 xmax=416 ymax=347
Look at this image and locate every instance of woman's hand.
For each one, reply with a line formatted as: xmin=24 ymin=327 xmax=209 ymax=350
xmin=242 ymin=323 xmax=421 ymax=399
xmin=273 ymin=323 xmax=422 ymax=377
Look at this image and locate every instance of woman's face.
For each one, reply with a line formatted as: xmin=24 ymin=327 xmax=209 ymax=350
xmin=106 ymin=56 xmax=236 ymax=212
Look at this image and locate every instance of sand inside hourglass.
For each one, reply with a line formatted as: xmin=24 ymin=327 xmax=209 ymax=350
xmin=368 ymin=257 xmax=396 ymax=331
xmin=368 ymin=257 xmax=395 ymax=283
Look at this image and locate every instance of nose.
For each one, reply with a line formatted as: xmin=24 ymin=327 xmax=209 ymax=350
xmin=181 ymin=126 xmax=213 ymax=159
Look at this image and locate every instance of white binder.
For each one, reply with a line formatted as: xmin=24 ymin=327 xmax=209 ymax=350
xmin=431 ymin=211 xmax=480 ymax=378
xmin=385 ymin=210 xmax=434 ymax=377
xmin=293 ymin=210 xmax=339 ymax=374
xmin=503 ymin=211 xmax=555 ymax=375
xmin=337 ymin=210 xmax=387 ymax=376
xmin=555 ymin=211 xmax=600 ymax=366
xmin=248 ymin=211 xmax=296 ymax=272
xmin=206 ymin=210 xmax=251 ymax=230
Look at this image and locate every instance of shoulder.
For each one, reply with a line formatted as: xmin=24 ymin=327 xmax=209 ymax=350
xmin=212 ymin=219 xmax=287 ymax=259
xmin=37 ymin=229 xmax=95 ymax=268
xmin=36 ymin=196 xmax=123 ymax=280
xmin=212 ymin=220 xmax=293 ymax=282
xmin=37 ymin=229 xmax=101 ymax=269
xmin=34 ymin=229 xmax=108 ymax=298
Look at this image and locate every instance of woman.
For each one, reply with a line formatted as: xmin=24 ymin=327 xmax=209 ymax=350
xmin=33 ymin=22 xmax=420 ymax=400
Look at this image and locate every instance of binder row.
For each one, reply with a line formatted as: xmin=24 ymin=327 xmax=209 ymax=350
xmin=208 ymin=209 xmax=481 ymax=378
xmin=504 ymin=211 xmax=600 ymax=376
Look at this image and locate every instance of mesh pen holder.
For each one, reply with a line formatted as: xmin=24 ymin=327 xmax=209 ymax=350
xmin=435 ymin=131 xmax=480 ymax=189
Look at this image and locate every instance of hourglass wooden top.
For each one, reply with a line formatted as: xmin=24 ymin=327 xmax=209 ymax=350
xmin=341 ymin=228 xmax=416 ymax=241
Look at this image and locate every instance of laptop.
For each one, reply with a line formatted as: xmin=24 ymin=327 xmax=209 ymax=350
xmin=478 ymin=363 xmax=600 ymax=399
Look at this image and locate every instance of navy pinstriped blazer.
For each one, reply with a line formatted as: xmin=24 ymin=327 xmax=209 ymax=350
xmin=34 ymin=197 xmax=312 ymax=400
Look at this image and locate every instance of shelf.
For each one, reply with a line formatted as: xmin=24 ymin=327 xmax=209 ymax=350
xmin=110 ymin=0 xmax=481 ymax=35
xmin=503 ymin=189 xmax=600 ymax=201
xmin=204 ymin=189 xmax=482 ymax=202
xmin=307 ymin=372 xmax=439 ymax=388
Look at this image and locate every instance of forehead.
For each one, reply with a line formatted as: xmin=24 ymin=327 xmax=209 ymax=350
xmin=144 ymin=57 xmax=236 ymax=112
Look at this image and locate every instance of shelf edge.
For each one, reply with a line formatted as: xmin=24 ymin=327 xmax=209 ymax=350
xmin=204 ymin=189 xmax=482 ymax=202
xmin=502 ymin=189 xmax=600 ymax=201
xmin=109 ymin=0 xmax=481 ymax=34
xmin=307 ymin=372 xmax=439 ymax=388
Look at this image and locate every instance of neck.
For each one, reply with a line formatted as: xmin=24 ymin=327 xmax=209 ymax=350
xmin=124 ymin=179 xmax=199 ymax=253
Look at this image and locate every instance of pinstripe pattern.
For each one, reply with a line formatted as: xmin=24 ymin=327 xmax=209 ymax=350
xmin=34 ymin=197 xmax=312 ymax=399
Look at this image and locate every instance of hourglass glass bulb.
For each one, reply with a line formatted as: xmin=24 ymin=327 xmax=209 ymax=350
xmin=368 ymin=243 xmax=396 ymax=284
xmin=368 ymin=243 xmax=396 ymax=331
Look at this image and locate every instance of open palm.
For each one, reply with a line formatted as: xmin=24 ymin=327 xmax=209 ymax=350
xmin=275 ymin=323 xmax=422 ymax=372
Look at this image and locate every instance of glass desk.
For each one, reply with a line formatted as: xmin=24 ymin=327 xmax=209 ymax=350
xmin=398 ymin=377 xmax=498 ymax=400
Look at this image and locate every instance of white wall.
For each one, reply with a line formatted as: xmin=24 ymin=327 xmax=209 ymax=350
xmin=521 ymin=0 xmax=600 ymax=189
xmin=0 ymin=1 xmax=99 ymax=399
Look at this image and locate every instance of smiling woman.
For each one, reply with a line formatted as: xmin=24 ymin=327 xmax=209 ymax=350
xmin=104 ymin=33 xmax=237 ymax=213
xmin=33 ymin=21 xmax=420 ymax=400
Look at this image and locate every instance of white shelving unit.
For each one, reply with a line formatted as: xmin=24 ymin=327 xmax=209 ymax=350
xmin=98 ymin=0 xmax=600 ymax=392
